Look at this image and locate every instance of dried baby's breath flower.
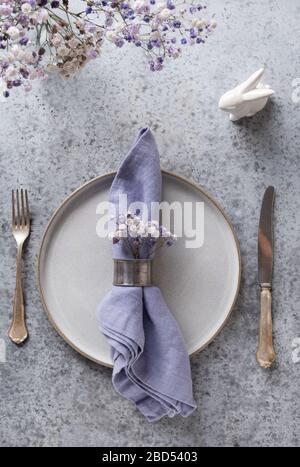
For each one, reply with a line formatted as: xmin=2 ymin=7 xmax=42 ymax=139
xmin=0 ymin=1 xmax=215 ymax=97
xmin=111 ymin=210 xmax=176 ymax=259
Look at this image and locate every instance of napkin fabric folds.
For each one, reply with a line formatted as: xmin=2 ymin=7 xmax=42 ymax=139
xmin=97 ymin=128 xmax=196 ymax=422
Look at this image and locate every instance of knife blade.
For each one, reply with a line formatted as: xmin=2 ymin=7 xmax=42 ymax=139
xmin=258 ymin=186 xmax=275 ymax=286
xmin=256 ymin=186 xmax=276 ymax=368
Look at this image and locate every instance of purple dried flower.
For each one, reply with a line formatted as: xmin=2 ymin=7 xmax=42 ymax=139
xmin=19 ymin=14 xmax=29 ymax=27
xmin=167 ymin=0 xmax=175 ymax=10
xmin=20 ymin=68 xmax=29 ymax=78
xmin=105 ymin=15 xmax=113 ymax=27
xmin=114 ymin=37 xmax=124 ymax=48
xmin=86 ymin=23 xmax=97 ymax=33
xmin=126 ymin=9 xmax=134 ymax=18
xmin=87 ymin=49 xmax=98 ymax=59
xmin=166 ymin=239 xmax=174 ymax=247
xmin=153 ymin=59 xmax=163 ymax=71
xmin=148 ymin=237 xmax=156 ymax=248
xmin=19 ymin=37 xmax=29 ymax=46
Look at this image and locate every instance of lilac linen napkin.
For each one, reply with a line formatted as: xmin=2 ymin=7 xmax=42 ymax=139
xmin=97 ymin=128 xmax=196 ymax=422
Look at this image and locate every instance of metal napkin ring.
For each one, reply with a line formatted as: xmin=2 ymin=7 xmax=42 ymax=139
xmin=113 ymin=259 xmax=152 ymax=287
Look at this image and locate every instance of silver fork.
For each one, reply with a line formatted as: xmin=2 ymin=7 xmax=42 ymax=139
xmin=8 ymin=189 xmax=30 ymax=344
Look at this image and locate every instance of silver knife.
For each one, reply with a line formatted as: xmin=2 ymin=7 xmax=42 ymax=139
xmin=256 ymin=186 xmax=276 ymax=368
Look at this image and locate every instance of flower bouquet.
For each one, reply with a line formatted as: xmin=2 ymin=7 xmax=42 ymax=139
xmin=0 ymin=0 xmax=215 ymax=98
xmin=110 ymin=210 xmax=176 ymax=259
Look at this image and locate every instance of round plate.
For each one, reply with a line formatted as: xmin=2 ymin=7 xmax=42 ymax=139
xmin=38 ymin=172 xmax=241 ymax=367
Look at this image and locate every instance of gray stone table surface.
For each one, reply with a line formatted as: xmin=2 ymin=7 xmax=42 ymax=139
xmin=0 ymin=0 xmax=300 ymax=447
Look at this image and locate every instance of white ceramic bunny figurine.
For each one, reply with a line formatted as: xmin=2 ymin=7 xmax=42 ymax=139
xmin=218 ymin=68 xmax=274 ymax=121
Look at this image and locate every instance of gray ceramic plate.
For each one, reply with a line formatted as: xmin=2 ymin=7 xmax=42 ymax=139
xmin=38 ymin=171 xmax=241 ymax=367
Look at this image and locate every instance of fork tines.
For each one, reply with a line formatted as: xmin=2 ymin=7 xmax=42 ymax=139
xmin=12 ymin=189 xmax=30 ymax=228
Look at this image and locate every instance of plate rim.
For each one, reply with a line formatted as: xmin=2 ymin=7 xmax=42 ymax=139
xmin=37 ymin=170 xmax=242 ymax=368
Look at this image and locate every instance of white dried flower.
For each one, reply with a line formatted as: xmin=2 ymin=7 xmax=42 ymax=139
xmin=147 ymin=225 xmax=159 ymax=237
xmin=156 ymin=1 xmax=166 ymax=11
xmin=46 ymin=64 xmax=57 ymax=73
xmin=5 ymin=65 xmax=16 ymax=78
xmin=116 ymin=228 xmax=127 ymax=238
xmin=68 ymin=37 xmax=81 ymax=49
xmin=51 ymin=35 xmax=62 ymax=47
xmin=24 ymin=51 xmax=35 ymax=64
xmin=197 ymin=19 xmax=206 ymax=28
xmin=7 ymin=26 xmax=20 ymax=40
xmin=159 ymin=8 xmax=171 ymax=20
xmin=0 ymin=78 xmax=7 ymax=99
xmin=21 ymin=3 xmax=32 ymax=14
xmin=128 ymin=225 xmax=138 ymax=236
xmin=106 ymin=31 xmax=117 ymax=42
xmin=29 ymin=70 xmax=38 ymax=80
xmin=36 ymin=9 xmax=49 ymax=24
xmin=136 ymin=224 xmax=147 ymax=236
xmin=126 ymin=217 xmax=134 ymax=226
xmin=57 ymin=46 xmax=69 ymax=58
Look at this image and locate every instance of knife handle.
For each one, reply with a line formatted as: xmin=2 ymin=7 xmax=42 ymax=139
xmin=256 ymin=286 xmax=275 ymax=368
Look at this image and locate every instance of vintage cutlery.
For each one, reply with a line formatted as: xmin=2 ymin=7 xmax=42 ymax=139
xmin=8 ymin=189 xmax=30 ymax=344
xmin=256 ymin=186 xmax=275 ymax=368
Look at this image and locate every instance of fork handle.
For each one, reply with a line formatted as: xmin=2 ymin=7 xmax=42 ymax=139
xmin=9 ymin=245 xmax=28 ymax=344
xmin=256 ymin=286 xmax=275 ymax=368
